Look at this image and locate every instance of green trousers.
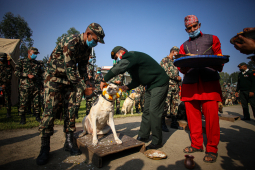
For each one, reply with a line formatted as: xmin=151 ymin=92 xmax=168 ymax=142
xmin=138 ymin=83 xmax=168 ymax=145
xmin=240 ymin=91 xmax=255 ymax=119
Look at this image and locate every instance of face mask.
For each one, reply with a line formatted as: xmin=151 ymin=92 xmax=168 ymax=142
xmin=188 ymin=28 xmax=200 ymax=38
xmin=239 ymin=69 xmax=244 ymax=72
xmin=97 ymin=71 xmax=101 ymax=74
xmin=89 ymin=58 xmax=93 ymax=63
xmin=86 ymin=35 xmax=97 ymax=47
xmin=30 ymin=54 xmax=37 ymax=60
xmin=116 ymin=57 xmax=121 ymax=63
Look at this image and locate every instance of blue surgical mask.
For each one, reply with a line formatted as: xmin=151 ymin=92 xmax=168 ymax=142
xmin=188 ymin=28 xmax=200 ymax=38
xmin=31 ymin=54 xmax=37 ymax=60
xmin=86 ymin=35 xmax=97 ymax=47
xmin=116 ymin=57 xmax=121 ymax=63
xmin=89 ymin=58 xmax=93 ymax=63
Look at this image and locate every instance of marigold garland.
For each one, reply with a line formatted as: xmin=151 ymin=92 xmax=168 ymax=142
xmin=102 ymin=84 xmax=122 ymax=101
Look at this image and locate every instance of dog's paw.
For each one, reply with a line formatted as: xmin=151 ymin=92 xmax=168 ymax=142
xmin=115 ymin=138 xmax=122 ymax=145
xmin=92 ymin=139 xmax=98 ymax=146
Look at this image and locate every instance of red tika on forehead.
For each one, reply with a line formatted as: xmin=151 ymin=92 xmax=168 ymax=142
xmin=184 ymin=15 xmax=198 ymax=26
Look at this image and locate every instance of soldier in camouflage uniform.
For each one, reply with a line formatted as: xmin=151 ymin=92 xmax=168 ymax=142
xmin=160 ymin=46 xmax=182 ymax=131
xmin=14 ymin=47 xmax=42 ymax=124
xmin=36 ymin=23 xmax=105 ymax=166
xmin=134 ymin=85 xmax=145 ymax=113
xmin=0 ymin=53 xmax=12 ymax=118
xmin=110 ymin=62 xmax=124 ymax=114
xmin=85 ymin=56 xmax=95 ymax=115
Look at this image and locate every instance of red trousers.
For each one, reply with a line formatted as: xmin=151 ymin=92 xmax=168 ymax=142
xmin=185 ymin=100 xmax=220 ymax=153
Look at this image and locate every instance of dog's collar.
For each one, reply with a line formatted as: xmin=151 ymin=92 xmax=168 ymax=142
xmin=102 ymin=84 xmax=122 ymax=101
xmin=128 ymin=96 xmax=134 ymax=101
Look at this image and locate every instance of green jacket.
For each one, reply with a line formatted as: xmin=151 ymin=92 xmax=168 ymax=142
xmin=104 ymin=51 xmax=169 ymax=91
xmin=236 ymin=69 xmax=255 ymax=92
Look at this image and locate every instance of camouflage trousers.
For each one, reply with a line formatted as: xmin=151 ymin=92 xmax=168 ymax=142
xmin=1 ymin=85 xmax=11 ymax=109
xmin=135 ymin=93 xmax=145 ymax=108
xmin=38 ymin=81 xmax=76 ymax=137
xmin=163 ymin=88 xmax=179 ymax=116
xmin=19 ymin=86 xmax=40 ymax=116
xmin=75 ymin=81 xmax=87 ymax=113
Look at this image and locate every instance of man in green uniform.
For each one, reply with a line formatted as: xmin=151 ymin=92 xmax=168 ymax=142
xmin=134 ymin=85 xmax=145 ymax=113
xmin=0 ymin=52 xmax=12 ymax=118
xmin=235 ymin=62 xmax=255 ymax=120
xmin=100 ymin=46 xmax=169 ymax=150
xmin=36 ymin=23 xmax=105 ymax=165
xmin=14 ymin=47 xmax=42 ymax=124
xmin=160 ymin=46 xmax=182 ymax=131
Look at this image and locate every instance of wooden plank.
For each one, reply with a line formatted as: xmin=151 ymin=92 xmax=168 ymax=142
xmin=74 ymin=131 xmax=145 ymax=168
xmin=219 ymin=114 xmax=240 ymax=122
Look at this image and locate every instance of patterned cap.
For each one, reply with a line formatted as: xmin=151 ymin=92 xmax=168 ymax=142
xmin=88 ymin=23 xmax=105 ymax=44
xmin=238 ymin=62 xmax=247 ymax=67
xmin=111 ymin=46 xmax=123 ymax=59
xmin=170 ymin=46 xmax=180 ymax=53
xmin=29 ymin=47 xmax=40 ymax=54
xmin=184 ymin=15 xmax=199 ymax=27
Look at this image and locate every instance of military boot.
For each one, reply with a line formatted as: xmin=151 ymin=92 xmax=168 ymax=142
xmin=20 ymin=114 xmax=26 ymax=125
xmin=6 ymin=106 xmax=12 ymax=118
xmin=170 ymin=116 xmax=183 ymax=130
xmin=136 ymin=108 xmax=140 ymax=114
xmin=162 ymin=116 xmax=169 ymax=132
xmin=36 ymin=137 xmax=50 ymax=165
xmin=64 ymin=132 xmax=82 ymax=156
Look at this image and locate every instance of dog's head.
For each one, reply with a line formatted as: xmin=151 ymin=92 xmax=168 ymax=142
xmin=106 ymin=83 xmax=119 ymax=95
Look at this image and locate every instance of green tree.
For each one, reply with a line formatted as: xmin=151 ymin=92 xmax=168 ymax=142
xmin=229 ymin=71 xmax=239 ymax=84
xmin=56 ymin=27 xmax=80 ymax=45
xmin=42 ymin=54 xmax=49 ymax=68
xmin=0 ymin=12 xmax=33 ymax=58
xmin=219 ymin=72 xmax=230 ymax=86
xmin=247 ymin=60 xmax=255 ymax=71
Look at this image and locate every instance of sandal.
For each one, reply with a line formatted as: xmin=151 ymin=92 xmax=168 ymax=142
xmin=203 ymin=152 xmax=218 ymax=163
xmin=183 ymin=146 xmax=203 ymax=153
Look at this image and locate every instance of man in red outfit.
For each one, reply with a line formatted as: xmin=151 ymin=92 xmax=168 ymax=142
xmin=179 ymin=15 xmax=223 ymax=163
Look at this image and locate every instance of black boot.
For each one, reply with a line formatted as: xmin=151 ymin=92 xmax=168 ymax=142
xmin=36 ymin=137 xmax=50 ymax=165
xmin=36 ymin=114 xmax=41 ymax=122
xmin=64 ymin=132 xmax=82 ymax=156
xmin=162 ymin=116 xmax=169 ymax=132
xmin=136 ymin=108 xmax=140 ymax=114
xmin=171 ymin=116 xmax=183 ymax=130
xmin=6 ymin=107 xmax=12 ymax=118
xmin=20 ymin=114 xmax=26 ymax=125
xmin=116 ymin=108 xmax=120 ymax=115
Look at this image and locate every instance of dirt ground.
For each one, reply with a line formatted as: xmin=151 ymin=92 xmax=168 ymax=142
xmin=0 ymin=105 xmax=255 ymax=170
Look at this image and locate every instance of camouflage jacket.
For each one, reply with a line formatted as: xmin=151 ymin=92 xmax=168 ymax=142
xmin=110 ymin=72 xmax=124 ymax=86
xmin=94 ymin=72 xmax=104 ymax=91
xmin=14 ymin=58 xmax=42 ymax=88
xmin=45 ymin=33 xmax=91 ymax=86
xmin=135 ymin=85 xmax=145 ymax=94
xmin=160 ymin=56 xmax=180 ymax=88
xmin=87 ymin=63 xmax=94 ymax=78
xmin=0 ymin=60 xmax=12 ymax=85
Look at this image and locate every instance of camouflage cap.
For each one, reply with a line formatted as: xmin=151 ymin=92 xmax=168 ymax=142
xmin=111 ymin=46 xmax=123 ymax=59
xmin=170 ymin=46 xmax=180 ymax=53
xmin=88 ymin=23 xmax=105 ymax=44
xmin=29 ymin=47 xmax=40 ymax=54
xmin=97 ymin=67 xmax=101 ymax=71
xmin=238 ymin=62 xmax=247 ymax=67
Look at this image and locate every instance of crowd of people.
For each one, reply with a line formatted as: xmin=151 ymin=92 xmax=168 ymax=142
xmin=0 ymin=14 xmax=255 ymax=166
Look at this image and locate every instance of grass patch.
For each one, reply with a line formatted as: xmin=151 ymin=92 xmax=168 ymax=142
xmin=0 ymin=99 xmax=140 ymax=131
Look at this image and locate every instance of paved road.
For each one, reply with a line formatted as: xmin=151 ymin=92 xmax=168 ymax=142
xmin=0 ymin=104 xmax=254 ymax=170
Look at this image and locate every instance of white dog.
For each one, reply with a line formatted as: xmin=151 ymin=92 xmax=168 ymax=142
xmin=121 ymin=93 xmax=139 ymax=115
xmin=79 ymin=83 xmax=122 ymax=146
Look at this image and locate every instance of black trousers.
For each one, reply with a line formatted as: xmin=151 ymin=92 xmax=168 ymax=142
xmin=240 ymin=91 xmax=255 ymax=118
